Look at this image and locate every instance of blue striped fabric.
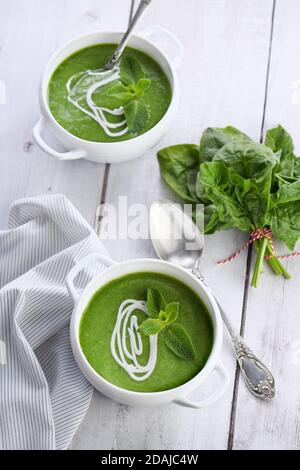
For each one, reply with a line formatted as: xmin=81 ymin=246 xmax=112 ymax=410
xmin=0 ymin=194 xmax=110 ymax=450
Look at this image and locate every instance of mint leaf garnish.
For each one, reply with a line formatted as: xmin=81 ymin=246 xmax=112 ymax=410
xmin=164 ymin=302 xmax=179 ymax=325
xmin=134 ymin=78 xmax=151 ymax=97
xmin=139 ymin=318 xmax=165 ymax=336
xmin=104 ymin=82 xmax=130 ymax=95
xmin=96 ymin=78 xmax=151 ymax=110
xmin=147 ymin=288 xmax=166 ymax=318
xmin=120 ymin=57 xmax=145 ymax=85
xmin=124 ymin=98 xmax=150 ymax=135
xmin=93 ymin=81 xmax=133 ymax=107
xmin=162 ymin=324 xmax=195 ymax=361
xmin=139 ymin=290 xmax=196 ymax=361
xmin=119 ymin=57 xmax=152 ymax=135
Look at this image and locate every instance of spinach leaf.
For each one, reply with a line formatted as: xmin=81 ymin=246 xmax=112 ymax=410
xmin=195 ymin=171 xmax=212 ymax=204
xmin=203 ymin=204 xmax=229 ymax=234
xmin=272 ymin=180 xmax=300 ymax=206
xmin=213 ymin=141 xmax=278 ymax=179
xmin=212 ymin=142 xmax=278 ymax=227
xmin=199 ymin=126 xmax=253 ymax=163
xmin=124 ymin=98 xmax=150 ymax=135
xmin=293 ymin=157 xmax=300 ymax=178
xmin=270 ymin=200 xmax=300 ymax=250
xmin=265 ymin=125 xmax=294 ymax=177
xmin=199 ymin=162 xmax=253 ymax=231
xmin=157 ymin=144 xmax=201 ymax=203
xmin=186 ymin=168 xmax=200 ymax=201
xmin=269 ymin=180 xmax=300 ymax=249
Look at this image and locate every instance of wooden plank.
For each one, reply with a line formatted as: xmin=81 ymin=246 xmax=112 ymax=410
xmin=233 ymin=0 xmax=300 ymax=450
xmin=0 ymin=0 xmax=131 ymax=227
xmin=71 ymin=0 xmax=275 ymax=450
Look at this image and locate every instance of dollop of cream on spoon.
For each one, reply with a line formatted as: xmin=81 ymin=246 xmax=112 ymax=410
xmin=110 ymin=299 xmax=157 ymax=381
xmin=66 ymin=67 xmax=128 ymax=137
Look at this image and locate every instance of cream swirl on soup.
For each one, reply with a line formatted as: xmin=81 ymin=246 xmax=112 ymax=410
xmin=110 ymin=299 xmax=157 ymax=381
xmin=66 ymin=67 xmax=128 ymax=137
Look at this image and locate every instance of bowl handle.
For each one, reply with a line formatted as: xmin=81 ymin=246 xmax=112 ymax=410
xmin=138 ymin=25 xmax=184 ymax=69
xmin=66 ymin=253 xmax=116 ymax=303
xmin=174 ymin=361 xmax=230 ymax=409
xmin=33 ymin=117 xmax=86 ymax=161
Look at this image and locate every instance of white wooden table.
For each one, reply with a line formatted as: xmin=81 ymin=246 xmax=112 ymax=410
xmin=1 ymin=0 xmax=300 ymax=450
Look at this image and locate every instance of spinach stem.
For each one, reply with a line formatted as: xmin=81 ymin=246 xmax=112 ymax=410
xmin=253 ymin=238 xmax=291 ymax=281
xmin=265 ymin=240 xmax=291 ymax=279
xmin=251 ymin=237 xmax=268 ymax=287
xmin=265 ymin=241 xmax=282 ymax=275
xmin=253 ymin=240 xmax=264 ymax=273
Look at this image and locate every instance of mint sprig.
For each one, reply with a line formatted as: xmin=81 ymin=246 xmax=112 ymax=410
xmin=108 ymin=57 xmax=152 ymax=135
xmin=139 ymin=318 xmax=165 ymax=336
xmin=139 ymin=288 xmax=196 ymax=361
xmin=124 ymin=98 xmax=150 ymax=135
xmin=147 ymin=287 xmax=166 ymax=318
xmin=90 ymin=58 xmax=151 ymax=134
xmin=133 ymin=78 xmax=151 ymax=97
xmin=162 ymin=324 xmax=195 ymax=361
xmin=120 ymin=56 xmax=145 ymax=85
xmin=159 ymin=302 xmax=179 ymax=324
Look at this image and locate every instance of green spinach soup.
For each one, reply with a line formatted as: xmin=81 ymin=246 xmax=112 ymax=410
xmin=79 ymin=272 xmax=214 ymax=393
xmin=48 ymin=44 xmax=172 ymax=142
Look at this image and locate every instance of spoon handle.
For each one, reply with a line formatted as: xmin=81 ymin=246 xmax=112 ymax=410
xmin=105 ymin=0 xmax=152 ymax=70
xmin=192 ymin=268 xmax=275 ymax=400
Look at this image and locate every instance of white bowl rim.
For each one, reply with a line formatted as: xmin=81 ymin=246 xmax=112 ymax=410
xmin=71 ymin=258 xmax=223 ymax=398
xmin=41 ymin=30 xmax=179 ymax=147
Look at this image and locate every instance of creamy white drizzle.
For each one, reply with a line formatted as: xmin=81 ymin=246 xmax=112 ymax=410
xmin=66 ymin=67 xmax=128 ymax=137
xmin=110 ymin=299 xmax=157 ymax=381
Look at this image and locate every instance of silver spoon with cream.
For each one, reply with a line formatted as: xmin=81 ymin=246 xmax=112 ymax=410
xmin=104 ymin=0 xmax=152 ymax=71
xmin=149 ymin=199 xmax=276 ymax=400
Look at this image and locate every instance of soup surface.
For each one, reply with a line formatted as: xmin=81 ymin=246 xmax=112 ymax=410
xmin=79 ymin=272 xmax=214 ymax=393
xmin=48 ymin=44 xmax=172 ymax=142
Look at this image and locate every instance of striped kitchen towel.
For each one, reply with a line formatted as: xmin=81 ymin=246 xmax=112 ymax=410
xmin=0 ymin=194 xmax=110 ymax=450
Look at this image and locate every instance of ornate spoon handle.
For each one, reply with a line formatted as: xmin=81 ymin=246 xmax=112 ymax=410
xmin=192 ymin=268 xmax=275 ymax=400
xmin=229 ymin=330 xmax=275 ymax=400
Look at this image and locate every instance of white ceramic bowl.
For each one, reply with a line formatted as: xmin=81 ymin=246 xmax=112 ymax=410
xmin=33 ymin=26 xmax=183 ymax=163
xmin=67 ymin=253 xmax=229 ymax=409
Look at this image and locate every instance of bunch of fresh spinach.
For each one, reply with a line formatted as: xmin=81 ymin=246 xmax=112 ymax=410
xmin=95 ymin=57 xmax=151 ymax=134
xmin=158 ymin=125 xmax=300 ymax=287
xmin=139 ymin=288 xmax=195 ymax=361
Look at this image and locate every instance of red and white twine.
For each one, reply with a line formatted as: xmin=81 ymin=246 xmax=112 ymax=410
xmin=217 ymin=227 xmax=300 ymax=265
